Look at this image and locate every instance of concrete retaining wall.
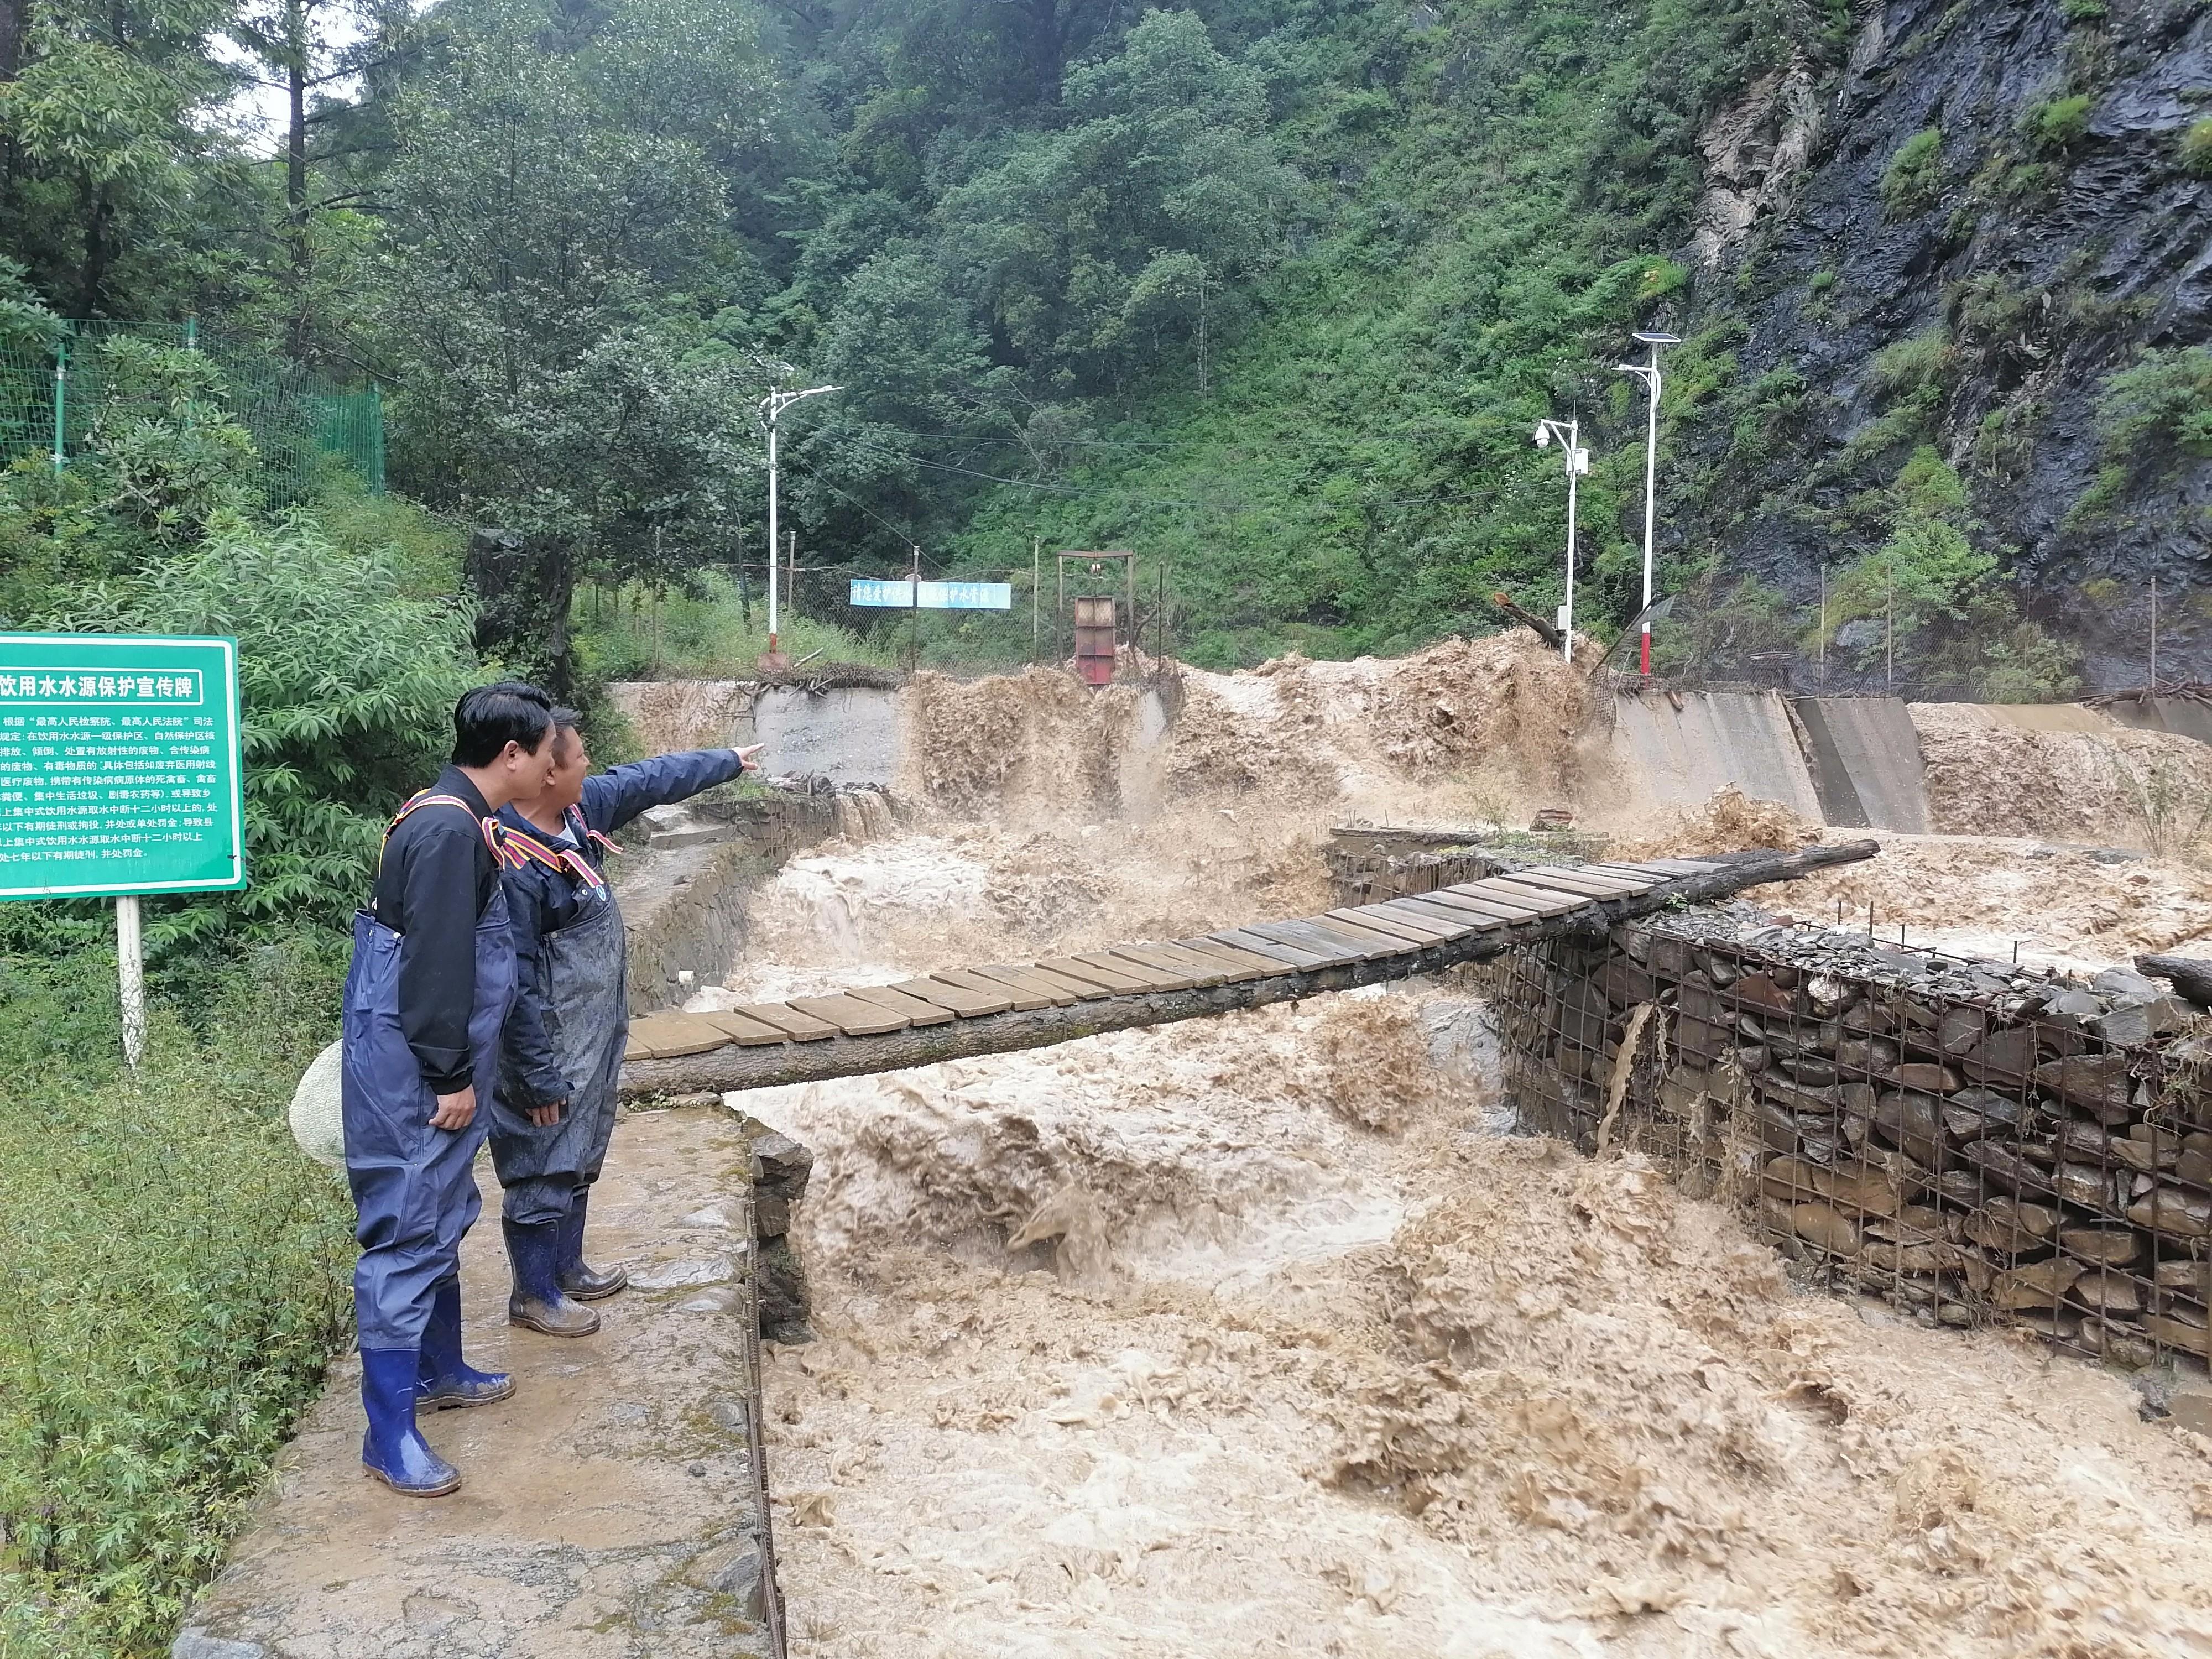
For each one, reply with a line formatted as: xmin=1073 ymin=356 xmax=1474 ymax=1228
xmin=615 ymin=790 xmax=841 ymax=1010
xmin=2100 ymin=697 xmax=2212 ymax=748
xmin=1604 ymin=689 xmax=1823 ymax=822
xmin=740 ymin=686 xmax=902 ymax=789
xmin=1792 ymin=697 xmax=1931 ymax=833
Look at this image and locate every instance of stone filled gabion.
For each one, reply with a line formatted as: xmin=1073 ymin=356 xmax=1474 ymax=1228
xmin=1489 ymin=901 xmax=2212 ymax=1373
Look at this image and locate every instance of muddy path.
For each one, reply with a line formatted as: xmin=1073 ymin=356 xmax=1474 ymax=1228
xmin=718 ymin=812 xmax=2212 ymax=1658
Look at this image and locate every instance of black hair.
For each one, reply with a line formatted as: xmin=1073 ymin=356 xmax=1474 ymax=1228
xmin=451 ymin=681 xmax=554 ymax=767
xmin=548 ymin=707 xmax=585 ymax=758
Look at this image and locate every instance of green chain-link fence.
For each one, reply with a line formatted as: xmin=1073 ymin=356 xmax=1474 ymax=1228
xmin=0 ymin=319 xmax=383 ymax=500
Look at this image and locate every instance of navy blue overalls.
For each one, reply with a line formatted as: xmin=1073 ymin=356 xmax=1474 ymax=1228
xmin=341 ymin=794 xmax=520 ymax=1350
xmin=487 ymin=811 xmax=628 ymax=1227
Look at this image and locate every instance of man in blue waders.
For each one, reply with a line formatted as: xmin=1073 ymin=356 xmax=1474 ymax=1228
xmin=343 ymin=681 xmax=557 ymax=1496
xmin=489 ymin=708 xmax=762 ymax=1336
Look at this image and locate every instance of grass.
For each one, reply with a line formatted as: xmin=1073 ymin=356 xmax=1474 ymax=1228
xmin=1881 ymin=127 xmax=1947 ymax=215
xmin=2184 ymin=118 xmax=2212 ymax=178
xmin=0 ymin=939 xmax=356 ymax=1659
xmin=573 ymin=572 xmax=902 ymax=683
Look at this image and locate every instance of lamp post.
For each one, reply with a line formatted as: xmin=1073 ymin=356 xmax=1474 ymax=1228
xmin=1614 ymin=330 xmax=1679 ymax=676
xmin=1533 ymin=415 xmax=1589 ymax=663
xmin=758 ymin=378 xmax=841 ymax=672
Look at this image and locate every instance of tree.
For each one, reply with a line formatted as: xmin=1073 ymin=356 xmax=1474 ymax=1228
xmin=0 ymin=0 xmax=242 ymax=315
xmin=936 ymin=9 xmax=1302 ymax=394
xmin=365 ymin=0 xmax=770 ymax=688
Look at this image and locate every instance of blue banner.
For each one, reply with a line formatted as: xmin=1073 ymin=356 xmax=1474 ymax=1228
xmin=849 ymin=578 xmax=1013 ymax=611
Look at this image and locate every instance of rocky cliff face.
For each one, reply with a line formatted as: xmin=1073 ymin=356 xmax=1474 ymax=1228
xmin=1677 ymin=0 xmax=2210 ymax=691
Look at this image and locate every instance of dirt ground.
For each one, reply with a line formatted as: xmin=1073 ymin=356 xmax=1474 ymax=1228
xmin=173 ymin=1109 xmax=774 ymax=1659
xmin=709 ymin=665 xmax=2212 ymax=1657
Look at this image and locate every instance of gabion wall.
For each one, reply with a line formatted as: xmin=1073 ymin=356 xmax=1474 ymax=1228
xmin=1486 ymin=909 xmax=2212 ymax=1372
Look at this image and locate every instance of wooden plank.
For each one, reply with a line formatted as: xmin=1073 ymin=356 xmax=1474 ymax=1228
xmin=697 ymin=1008 xmax=794 ymax=1048
xmin=967 ymin=963 xmax=1079 ymax=1008
xmin=787 ymin=993 xmax=910 ymax=1037
xmin=1040 ymin=954 xmax=1155 ymax=994
xmin=1279 ymin=915 xmax=1410 ymax=960
xmin=1480 ymin=878 xmax=1598 ymax=916
xmin=1586 ymin=859 xmax=1694 ymax=878
xmin=846 ymin=984 xmax=957 ymax=1027
xmin=1208 ymin=927 xmax=1334 ymax=969
xmin=1074 ymin=950 xmax=1192 ymax=992
xmin=979 ymin=961 xmax=1114 ymax=1003
xmin=1333 ymin=906 xmax=1448 ymax=945
xmin=1396 ymin=889 xmax=1520 ymax=927
xmin=1300 ymin=912 xmax=1422 ymax=955
xmin=1370 ymin=899 xmax=1475 ymax=936
xmin=1126 ymin=940 xmax=1243 ymax=984
xmin=893 ymin=974 xmax=1015 ymax=1017
xmin=928 ymin=966 xmax=1041 ymax=1011
xmin=626 ymin=1012 xmax=734 ymax=1059
xmin=1375 ymin=896 xmax=1482 ymax=933
xmin=1449 ymin=878 xmax=1584 ymax=917
xmin=1172 ymin=938 xmax=1295 ymax=979
xmin=1243 ymin=920 xmax=1362 ymax=966
xmin=1510 ymin=867 xmax=1649 ymax=899
xmin=1434 ymin=880 xmax=1552 ymax=915
xmin=1520 ymin=863 xmax=1650 ymax=892
xmin=733 ymin=1001 xmax=839 ymax=1042
xmin=1109 ymin=943 xmax=1225 ymax=987
xmin=1337 ymin=904 xmax=1457 ymax=942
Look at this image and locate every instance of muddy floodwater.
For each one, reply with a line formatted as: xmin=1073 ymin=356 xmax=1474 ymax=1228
xmin=696 ymin=790 xmax=2212 ymax=1658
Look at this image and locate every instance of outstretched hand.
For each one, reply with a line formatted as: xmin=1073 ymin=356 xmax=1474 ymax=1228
xmin=734 ymin=743 xmax=766 ymax=772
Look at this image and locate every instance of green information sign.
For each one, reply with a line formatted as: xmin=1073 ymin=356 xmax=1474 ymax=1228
xmin=0 ymin=633 xmax=247 ymax=900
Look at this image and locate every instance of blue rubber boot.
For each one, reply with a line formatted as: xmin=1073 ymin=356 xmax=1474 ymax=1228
xmin=359 ymin=1348 xmax=462 ymax=1496
xmin=557 ymin=1187 xmax=628 ymax=1302
xmin=416 ymin=1275 xmax=515 ymax=1410
xmin=504 ymin=1217 xmax=599 ymax=1337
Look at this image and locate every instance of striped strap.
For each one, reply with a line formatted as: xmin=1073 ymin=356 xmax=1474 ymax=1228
xmin=384 ymin=790 xmax=504 ymax=857
xmin=500 ymin=820 xmax=607 ymax=891
xmin=566 ymin=806 xmax=620 ymax=859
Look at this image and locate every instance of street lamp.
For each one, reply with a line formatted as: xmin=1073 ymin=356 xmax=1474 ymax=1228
xmin=1614 ymin=330 xmax=1679 ymax=677
xmin=757 ymin=377 xmax=842 ymax=671
xmin=1533 ymin=415 xmax=1590 ymax=663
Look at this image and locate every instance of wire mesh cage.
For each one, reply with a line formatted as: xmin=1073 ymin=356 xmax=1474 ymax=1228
xmin=1483 ymin=921 xmax=2212 ymax=1374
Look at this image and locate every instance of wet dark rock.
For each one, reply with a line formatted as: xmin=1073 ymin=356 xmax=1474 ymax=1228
xmin=752 ymin=1129 xmax=815 ymax=1203
xmin=2033 ymin=1054 xmax=2135 ymax=1124
xmin=1836 ymin=1036 xmax=1901 ymax=1076
xmin=2095 ymin=968 xmax=2163 ymax=1000
xmin=2091 ymin=996 xmax=2194 ymax=1047
xmin=1887 ymin=1062 xmax=1961 ymax=1093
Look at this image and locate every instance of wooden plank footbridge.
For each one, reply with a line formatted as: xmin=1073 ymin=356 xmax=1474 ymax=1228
xmin=617 ymin=842 xmax=1878 ymax=1098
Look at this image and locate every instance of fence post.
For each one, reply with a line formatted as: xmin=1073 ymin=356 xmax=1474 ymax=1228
xmin=50 ymin=338 xmax=65 ymax=474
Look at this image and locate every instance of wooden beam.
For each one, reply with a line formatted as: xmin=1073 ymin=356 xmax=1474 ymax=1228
xmin=618 ymin=840 xmax=1880 ymax=1098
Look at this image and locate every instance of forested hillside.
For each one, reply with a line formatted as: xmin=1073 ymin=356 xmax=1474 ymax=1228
xmin=3 ymin=0 xmax=2205 ymax=689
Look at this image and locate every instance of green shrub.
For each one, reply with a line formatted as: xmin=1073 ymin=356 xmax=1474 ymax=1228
xmin=2182 ymin=119 xmax=2212 ymax=178
xmin=1882 ymin=127 xmax=1946 ymax=214
xmin=2096 ymin=345 xmax=2212 ymax=462
xmin=0 ymin=945 xmax=354 ymax=1658
xmin=1808 ymin=269 xmax=1837 ymax=295
xmin=2025 ymin=93 xmax=2093 ymax=153
xmin=2061 ymin=0 xmax=2107 ymax=22
xmin=58 ymin=524 xmax=479 ymax=955
xmin=1870 ymin=328 xmax=1954 ymax=401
